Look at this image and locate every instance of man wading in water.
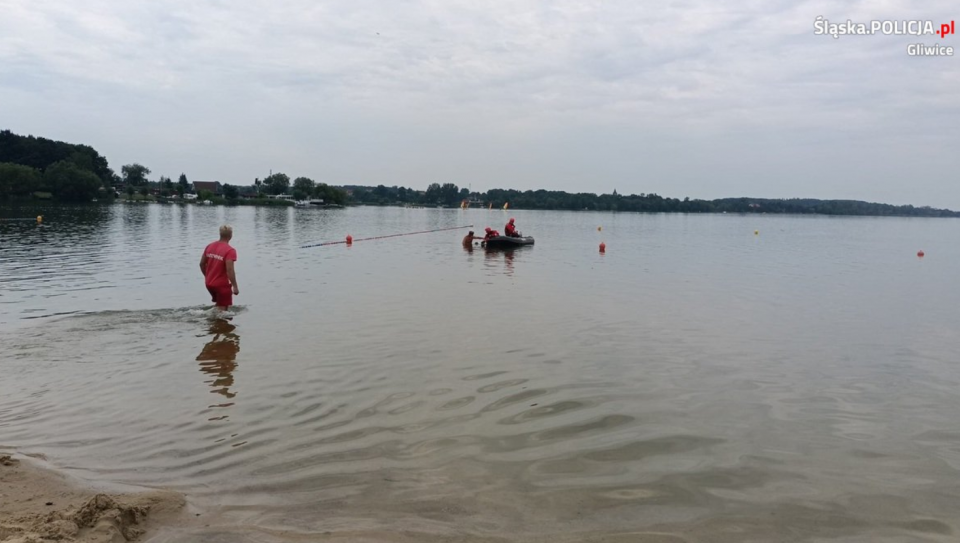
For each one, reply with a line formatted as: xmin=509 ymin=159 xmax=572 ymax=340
xmin=200 ymin=225 xmax=239 ymax=311
xmin=462 ymin=230 xmax=480 ymax=248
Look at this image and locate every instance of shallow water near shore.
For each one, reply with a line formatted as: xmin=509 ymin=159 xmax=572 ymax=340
xmin=2 ymin=203 xmax=960 ymax=541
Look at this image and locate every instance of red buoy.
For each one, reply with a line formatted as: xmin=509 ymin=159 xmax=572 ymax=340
xmin=599 ymin=242 xmax=606 ymax=253
xmin=917 ymin=250 xmax=924 ymax=258
xmin=346 ymin=235 xmax=353 ymax=245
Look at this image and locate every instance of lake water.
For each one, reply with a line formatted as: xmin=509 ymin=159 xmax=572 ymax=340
xmin=2 ymin=203 xmax=960 ymax=542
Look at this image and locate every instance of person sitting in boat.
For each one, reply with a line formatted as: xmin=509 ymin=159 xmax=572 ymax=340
xmin=504 ymin=218 xmax=521 ymax=237
xmin=483 ymin=227 xmax=500 ymax=241
xmin=462 ymin=231 xmax=480 ymax=247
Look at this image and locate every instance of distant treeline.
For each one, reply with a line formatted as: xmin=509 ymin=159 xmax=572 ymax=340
xmin=348 ymin=184 xmax=960 ymax=218
xmin=0 ymin=130 xmax=115 ymax=201
xmin=0 ymin=129 xmax=351 ymax=205
xmin=708 ymin=198 xmax=960 ymax=217
xmin=1 ymin=129 xmax=956 ymax=217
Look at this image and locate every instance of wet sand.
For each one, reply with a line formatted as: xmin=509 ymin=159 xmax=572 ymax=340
xmin=0 ymin=453 xmax=184 ymax=543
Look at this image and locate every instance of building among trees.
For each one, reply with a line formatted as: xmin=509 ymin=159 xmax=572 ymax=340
xmin=192 ymin=181 xmax=222 ymax=195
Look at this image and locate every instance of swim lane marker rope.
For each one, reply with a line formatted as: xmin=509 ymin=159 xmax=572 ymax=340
xmin=300 ymin=225 xmax=474 ymax=248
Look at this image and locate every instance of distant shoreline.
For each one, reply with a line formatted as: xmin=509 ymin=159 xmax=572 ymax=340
xmin=4 ymin=129 xmax=956 ymax=218
xmin=2 ymin=199 xmax=958 ymax=220
xmin=344 ymin=185 xmax=960 ymax=218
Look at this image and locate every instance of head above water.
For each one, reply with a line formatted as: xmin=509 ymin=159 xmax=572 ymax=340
xmin=219 ymin=224 xmax=233 ymax=241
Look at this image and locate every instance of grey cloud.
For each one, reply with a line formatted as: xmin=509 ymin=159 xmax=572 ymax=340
xmin=0 ymin=0 xmax=958 ymax=206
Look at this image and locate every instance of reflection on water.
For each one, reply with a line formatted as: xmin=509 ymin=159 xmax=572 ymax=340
xmin=256 ymin=205 xmax=294 ymax=247
xmin=196 ymin=319 xmax=240 ymax=410
xmin=484 ymin=247 xmax=522 ymax=275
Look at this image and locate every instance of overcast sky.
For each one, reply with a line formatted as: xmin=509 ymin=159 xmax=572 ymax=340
xmin=1 ymin=0 xmax=957 ymax=206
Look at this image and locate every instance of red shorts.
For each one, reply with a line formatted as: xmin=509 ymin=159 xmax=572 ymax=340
xmin=207 ymin=285 xmax=233 ymax=308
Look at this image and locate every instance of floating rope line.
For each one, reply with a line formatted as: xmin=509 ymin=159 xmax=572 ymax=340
xmin=301 ymin=224 xmax=474 ymax=248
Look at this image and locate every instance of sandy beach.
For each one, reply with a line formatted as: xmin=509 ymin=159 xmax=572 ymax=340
xmin=0 ymin=453 xmax=184 ymax=543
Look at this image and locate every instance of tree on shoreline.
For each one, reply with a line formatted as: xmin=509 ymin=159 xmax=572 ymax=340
xmin=160 ymin=176 xmax=174 ymax=196
xmin=0 ymin=130 xmax=114 ymax=185
xmin=0 ymin=163 xmax=42 ymax=199
xmin=223 ymin=184 xmax=239 ymax=201
xmin=314 ymin=183 xmax=347 ymax=205
xmin=0 ymin=131 xmax=117 ymax=200
xmin=44 ymin=161 xmax=102 ymax=201
xmin=263 ymin=173 xmax=290 ymax=195
xmin=292 ymin=177 xmax=315 ymax=200
xmin=122 ymin=164 xmax=151 ymax=187
xmin=177 ymin=173 xmax=189 ymax=194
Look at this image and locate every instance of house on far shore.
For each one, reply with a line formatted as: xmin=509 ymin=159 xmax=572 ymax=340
xmin=193 ymin=181 xmax=222 ymax=195
xmin=238 ymin=185 xmax=259 ymax=199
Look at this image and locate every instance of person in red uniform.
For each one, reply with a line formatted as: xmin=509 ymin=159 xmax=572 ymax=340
xmin=483 ymin=227 xmax=500 ymax=241
xmin=504 ymin=218 xmax=520 ymax=237
xmin=200 ymin=225 xmax=239 ymax=311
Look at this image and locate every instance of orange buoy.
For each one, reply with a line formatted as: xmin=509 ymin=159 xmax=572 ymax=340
xmin=599 ymin=242 xmax=606 ymax=253
xmin=917 ymin=250 xmax=924 ymax=258
xmin=346 ymin=235 xmax=353 ymax=245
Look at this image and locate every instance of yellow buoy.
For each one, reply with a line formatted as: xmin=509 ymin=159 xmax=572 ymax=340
xmin=754 ymin=230 xmax=759 ymax=235
xmin=37 ymin=215 xmax=42 ymax=224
